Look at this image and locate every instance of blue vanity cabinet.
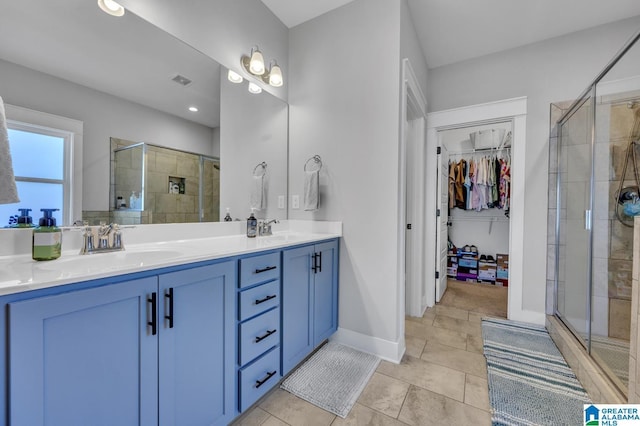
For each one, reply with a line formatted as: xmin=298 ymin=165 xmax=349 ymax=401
xmin=237 ymin=251 xmax=282 ymax=412
xmin=158 ymin=262 xmax=236 ymax=426
xmin=8 ymin=276 xmax=160 ymax=426
xmin=8 ymin=261 xmax=236 ymax=426
xmin=282 ymin=239 xmax=339 ymax=376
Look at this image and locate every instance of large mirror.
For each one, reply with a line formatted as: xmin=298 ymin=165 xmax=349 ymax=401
xmin=0 ymin=0 xmax=288 ymax=227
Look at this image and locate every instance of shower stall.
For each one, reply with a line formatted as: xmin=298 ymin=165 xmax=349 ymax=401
xmin=552 ymin=28 xmax=640 ymax=397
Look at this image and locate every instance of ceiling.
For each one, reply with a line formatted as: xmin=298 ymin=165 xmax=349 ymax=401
xmin=261 ymin=0 xmax=640 ymax=68
xmin=0 ymin=0 xmax=221 ymax=128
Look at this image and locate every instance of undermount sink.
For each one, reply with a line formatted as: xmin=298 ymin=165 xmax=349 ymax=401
xmin=35 ymin=249 xmax=183 ymax=272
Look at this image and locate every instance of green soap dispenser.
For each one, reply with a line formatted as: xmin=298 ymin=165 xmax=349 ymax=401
xmin=15 ymin=208 xmax=35 ymax=228
xmin=33 ymin=208 xmax=62 ymax=261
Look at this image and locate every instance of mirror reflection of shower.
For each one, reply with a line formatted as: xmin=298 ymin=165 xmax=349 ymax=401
xmin=615 ymin=100 xmax=640 ymax=227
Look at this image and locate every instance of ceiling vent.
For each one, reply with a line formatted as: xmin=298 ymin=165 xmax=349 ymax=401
xmin=171 ymin=74 xmax=192 ymax=86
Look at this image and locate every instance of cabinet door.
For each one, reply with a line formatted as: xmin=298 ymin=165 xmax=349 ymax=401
xmin=282 ymin=245 xmax=314 ymax=375
xmin=313 ymin=240 xmax=339 ymax=346
xmin=158 ymin=262 xmax=235 ymax=426
xmin=9 ymin=277 xmax=158 ymax=426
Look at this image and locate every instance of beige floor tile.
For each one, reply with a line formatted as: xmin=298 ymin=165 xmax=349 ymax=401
xmin=404 ymin=335 xmax=426 ymax=358
xmin=404 ymin=320 xmax=429 ymax=339
xmin=231 ymin=407 xmax=271 ymax=425
xmin=422 ymin=308 xmax=437 ymax=324
xmin=464 ymin=374 xmax=490 ymax=412
xmin=377 ymin=356 xmax=466 ymax=402
xmin=331 ymin=403 xmax=408 ymax=426
xmin=420 ymin=341 xmax=487 ymax=378
xmin=433 ymin=315 xmax=481 ymax=336
xmin=435 ymin=305 xmax=469 ymax=321
xmin=466 ymin=333 xmax=484 ymax=354
xmin=398 ymin=385 xmax=492 ymax=426
xmin=263 ymin=416 xmax=290 ymax=426
xmin=357 ymin=372 xmax=410 ymax=418
xmin=259 ymin=389 xmax=336 ymax=426
xmin=422 ymin=323 xmax=468 ymax=350
xmin=468 ymin=312 xmax=489 ymax=323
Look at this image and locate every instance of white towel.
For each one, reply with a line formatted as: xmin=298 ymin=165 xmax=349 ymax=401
xmin=250 ymin=174 xmax=265 ymax=210
xmin=0 ymin=96 xmax=19 ymax=204
xmin=303 ymin=170 xmax=319 ymax=211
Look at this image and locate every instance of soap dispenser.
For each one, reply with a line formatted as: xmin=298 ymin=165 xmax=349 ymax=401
xmin=247 ymin=209 xmax=257 ymax=238
xmin=33 ymin=208 xmax=62 ymax=261
xmin=224 ymin=208 xmax=232 ymax=222
xmin=15 ymin=208 xmax=35 ymax=228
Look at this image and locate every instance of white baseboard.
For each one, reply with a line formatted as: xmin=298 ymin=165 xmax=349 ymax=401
xmin=330 ymin=327 xmax=405 ymax=364
xmin=509 ymin=308 xmax=546 ymax=325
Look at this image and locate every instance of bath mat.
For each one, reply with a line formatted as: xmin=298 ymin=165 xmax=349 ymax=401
xmin=280 ymin=341 xmax=380 ymax=418
xmin=482 ymin=317 xmax=590 ymax=426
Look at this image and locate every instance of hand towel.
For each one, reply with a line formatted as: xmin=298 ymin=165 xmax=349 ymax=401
xmin=303 ymin=169 xmax=319 ymax=211
xmin=250 ymin=174 xmax=265 ymax=210
xmin=0 ymin=96 xmax=19 ymax=204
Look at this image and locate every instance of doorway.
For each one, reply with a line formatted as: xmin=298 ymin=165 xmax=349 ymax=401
xmin=425 ymin=97 xmax=535 ymax=323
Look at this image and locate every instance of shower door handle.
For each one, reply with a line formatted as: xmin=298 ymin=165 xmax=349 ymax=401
xmin=584 ymin=209 xmax=592 ymax=231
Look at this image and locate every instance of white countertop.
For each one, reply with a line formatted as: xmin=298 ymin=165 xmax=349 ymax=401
xmin=0 ymin=221 xmax=341 ymax=296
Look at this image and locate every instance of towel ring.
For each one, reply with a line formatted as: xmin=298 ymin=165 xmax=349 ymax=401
xmin=253 ymin=161 xmax=267 ymax=177
xmin=304 ymin=155 xmax=322 ymax=172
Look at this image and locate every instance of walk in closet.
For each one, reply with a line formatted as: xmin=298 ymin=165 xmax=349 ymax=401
xmin=438 ymin=122 xmax=512 ymax=295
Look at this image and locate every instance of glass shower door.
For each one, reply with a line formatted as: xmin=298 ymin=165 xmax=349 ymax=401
xmin=556 ymin=95 xmax=594 ymax=350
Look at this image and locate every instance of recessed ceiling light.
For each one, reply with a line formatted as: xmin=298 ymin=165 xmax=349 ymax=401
xmin=248 ymin=82 xmax=262 ymax=94
xmin=188 ymin=106 xmax=199 ymax=112
xmin=97 ymin=0 xmax=125 ymax=17
xmin=227 ymin=69 xmax=243 ymax=83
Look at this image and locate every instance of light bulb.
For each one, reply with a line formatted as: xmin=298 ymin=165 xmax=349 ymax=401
xmin=227 ymin=69 xmax=243 ymax=83
xmin=249 ymin=49 xmax=265 ymax=75
xmin=248 ymin=82 xmax=262 ymax=94
xmin=97 ymin=0 xmax=125 ymax=17
xmin=268 ymin=63 xmax=283 ymax=87
xmin=188 ymin=106 xmax=199 ymax=112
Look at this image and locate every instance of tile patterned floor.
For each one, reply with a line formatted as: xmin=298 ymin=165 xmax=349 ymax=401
xmin=233 ymin=280 xmax=508 ymax=426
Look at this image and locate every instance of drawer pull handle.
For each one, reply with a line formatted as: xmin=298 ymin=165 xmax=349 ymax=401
xmin=255 ymin=370 xmax=277 ymax=388
xmin=255 ymin=329 xmax=277 ymax=343
xmin=255 ymin=265 xmax=277 ymax=274
xmin=255 ymin=294 xmax=277 ymax=305
xmin=147 ymin=292 xmax=157 ymax=336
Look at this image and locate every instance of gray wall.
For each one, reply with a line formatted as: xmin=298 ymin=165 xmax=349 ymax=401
xmin=288 ymin=0 xmax=427 ymax=350
xmin=0 ymin=59 xmax=215 ymax=212
xmin=428 ymin=15 xmax=640 ymax=315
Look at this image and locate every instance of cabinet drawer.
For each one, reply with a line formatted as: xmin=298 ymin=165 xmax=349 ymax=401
xmin=239 ymin=252 xmax=280 ymax=288
xmin=239 ymin=308 xmax=280 ymax=365
xmin=239 ymin=280 xmax=280 ymax=321
xmin=238 ymin=347 xmax=280 ymax=412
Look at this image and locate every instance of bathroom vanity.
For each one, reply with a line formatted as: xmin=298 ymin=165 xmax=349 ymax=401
xmin=0 ymin=222 xmax=340 ymax=425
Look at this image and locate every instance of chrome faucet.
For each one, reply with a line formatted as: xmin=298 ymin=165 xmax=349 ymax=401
xmin=258 ymin=219 xmax=279 ymax=236
xmin=80 ymin=222 xmax=124 ymax=254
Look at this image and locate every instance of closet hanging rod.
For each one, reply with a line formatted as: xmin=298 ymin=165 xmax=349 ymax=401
xmin=448 ymin=217 xmax=508 ymax=222
xmin=450 ymin=146 xmax=511 ymax=156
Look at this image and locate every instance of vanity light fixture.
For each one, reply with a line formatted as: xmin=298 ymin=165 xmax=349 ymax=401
xmin=188 ymin=106 xmax=199 ymax=112
xmin=227 ymin=69 xmax=243 ymax=83
xmin=247 ymin=82 xmax=262 ymax=94
xmin=241 ymin=46 xmax=284 ymax=89
xmin=97 ymin=0 xmax=125 ymax=17
xmin=264 ymin=60 xmax=283 ymax=87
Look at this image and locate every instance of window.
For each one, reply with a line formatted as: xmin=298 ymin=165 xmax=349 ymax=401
xmin=0 ymin=105 xmax=82 ymax=227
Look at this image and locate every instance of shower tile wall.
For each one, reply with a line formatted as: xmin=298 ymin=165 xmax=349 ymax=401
xmin=145 ymin=146 xmax=200 ymax=224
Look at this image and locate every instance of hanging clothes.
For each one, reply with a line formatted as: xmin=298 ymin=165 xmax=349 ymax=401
xmin=447 ymin=150 xmax=511 ymax=214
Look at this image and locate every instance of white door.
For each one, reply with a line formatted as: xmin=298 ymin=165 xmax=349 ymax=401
xmin=435 ymin=143 xmax=449 ymax=302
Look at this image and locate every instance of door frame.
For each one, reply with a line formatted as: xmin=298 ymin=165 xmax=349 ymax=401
xmin=397 ymin=59 xmax=427 ymax=343
xmin=426 ymin=97 xmax=538 ymax=323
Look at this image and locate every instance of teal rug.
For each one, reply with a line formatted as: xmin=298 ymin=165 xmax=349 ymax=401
xmin=482 ymin=318 xmax=591 ymax=426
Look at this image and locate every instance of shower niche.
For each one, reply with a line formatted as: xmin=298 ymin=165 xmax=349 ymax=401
xmin=110 ymin=137 xmax=220 ymax=224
